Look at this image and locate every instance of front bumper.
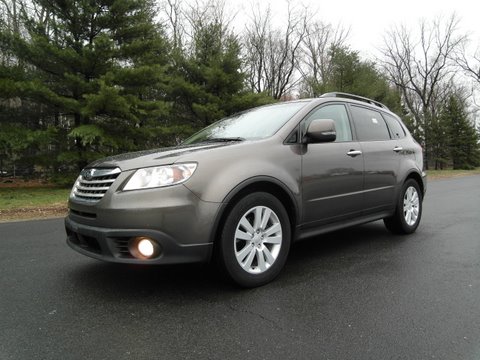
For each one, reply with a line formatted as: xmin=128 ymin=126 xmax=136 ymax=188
xmin=65 ymin=217 xmax=213 ymax=264
xmin=65 ymin=182 xmax=221 ymax=264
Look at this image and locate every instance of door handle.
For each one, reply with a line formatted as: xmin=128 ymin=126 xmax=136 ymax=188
xmin=347 ymin=150 xmax=362 ymax=157
xmin=393 ymin=146 xmax=403 ymax=152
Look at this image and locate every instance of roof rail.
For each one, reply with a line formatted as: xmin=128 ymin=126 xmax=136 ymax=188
xmin=320 ymin=92 xmax=390 ymax=111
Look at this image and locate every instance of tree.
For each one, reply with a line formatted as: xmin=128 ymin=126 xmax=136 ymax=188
xmin=456 ymin=43 xmax=480 ymax=86
xmin=244 ymin=2 xmax=306 ymax=99
xmin=441 ymin=95 xmax=480 ymax=169
xmin=160 ymin=0 xmax=185 ymax=50
xmin=165 ymin=0 xmax=273 ymax=128
xmin=380 ymin=15 xmax=466 ymax=169
xmin=299 ymin=21 xmax=349 ymax=97
xmin=2 ymin=0 xmax=171 ymax=172
xmin=0 ymin=124 xmax=31 ymax=176
xmin=300 ymin=45 xmax=402 ymax=112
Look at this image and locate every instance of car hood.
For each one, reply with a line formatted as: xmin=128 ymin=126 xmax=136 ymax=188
xmin=86 ymin=142 xmax=237 ymax=171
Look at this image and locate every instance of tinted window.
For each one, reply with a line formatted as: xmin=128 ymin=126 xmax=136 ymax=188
xmin=350 ymin=105 xmax=390 ymax=141
xmin=383 ymin=113 xmax=406 ymax=139
xmin=304 ymin=104 xmax=352 ymax=142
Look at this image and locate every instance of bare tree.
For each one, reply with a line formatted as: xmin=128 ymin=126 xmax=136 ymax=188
xmin=160 ymin=0 xmax=186 ymax=49
xmin=244 ymin=1 xmax=307 ymax=99
xmin=380 ymin=14 xmax=466 ymax=169
xmin=161 ymin=0 xmax=235 ymax=53
xmin=184 ymin=0 xmax=233 ymax=31
xmin=456 ymin=43 xmax=480 ymax=85
xmin=1 ymin=0 xmax=50 ymax=34
xmin=0 ymin=0 xmax=20 ymax=35
xmin=299 ymin=21 xmax=349 ymax=97
xmin=1 ymin=0 xmax=22 ymax=65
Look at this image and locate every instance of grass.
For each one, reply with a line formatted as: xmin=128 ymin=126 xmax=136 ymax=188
xmin=0 ymin=187 xmax=70 ymax=210
xmin=427 ymin=168 xmax=480 ymax=180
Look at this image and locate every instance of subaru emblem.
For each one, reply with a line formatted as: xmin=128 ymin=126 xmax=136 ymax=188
xmin=83 ymin=169 xmax=95 ymax=180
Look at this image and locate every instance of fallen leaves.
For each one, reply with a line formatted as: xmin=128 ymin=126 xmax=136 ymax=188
xmin=0 ymin=204 xmax=67 ymax=222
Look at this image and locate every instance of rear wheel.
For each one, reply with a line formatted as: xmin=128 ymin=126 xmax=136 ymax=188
xmin=384 ymin=179 xmax=422 ymax=234
xmin=217 ymin=192 xmax=291 ymax=288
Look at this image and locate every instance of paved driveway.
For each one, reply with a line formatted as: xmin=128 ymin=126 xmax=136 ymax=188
xmin=1 ymin=176 xmax=479 ymax=359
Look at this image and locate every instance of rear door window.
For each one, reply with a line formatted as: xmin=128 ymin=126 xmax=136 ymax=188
xmin=350 ymin=105 xmax=391 ymax=141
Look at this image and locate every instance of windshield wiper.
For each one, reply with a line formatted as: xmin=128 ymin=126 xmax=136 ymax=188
xmin=199 ymin=137 xmax=246 ymax=143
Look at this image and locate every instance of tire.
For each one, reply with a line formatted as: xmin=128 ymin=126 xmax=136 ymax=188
xmin=384 ymin=179 xmax=423 ymax=235
xmin=217 ymin=192 xmax=291 ymax=288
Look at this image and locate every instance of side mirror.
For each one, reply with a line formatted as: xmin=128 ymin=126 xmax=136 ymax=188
xmin=304 ymin=119 xmax=336 ymax=143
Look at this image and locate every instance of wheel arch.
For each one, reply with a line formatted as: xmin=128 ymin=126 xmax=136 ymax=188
xmin=210 ymin=176 xmax=299 ymax=247
xmin=404 ymin=170 xmax=425 ymax=196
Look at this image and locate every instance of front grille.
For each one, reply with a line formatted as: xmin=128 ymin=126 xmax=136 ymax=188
xmin=72 ymin=167 xmax=121 ymax=203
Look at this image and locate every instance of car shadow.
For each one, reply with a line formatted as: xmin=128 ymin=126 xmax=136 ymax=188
xmin=289 ymin=221 xmax=399 ymax=262
xmin=68 ymin=261 xmax=236 ymax=303
xmin=67 ymin=221 xmax=405 ymax=300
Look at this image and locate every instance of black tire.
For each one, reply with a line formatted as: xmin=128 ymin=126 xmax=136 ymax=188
xmin=384 ymin=179 xmax=423 ymax=235
xmin=216 ymin=192 xmax=291 ymax=288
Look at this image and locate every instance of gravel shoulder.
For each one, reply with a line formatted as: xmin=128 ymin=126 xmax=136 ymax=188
xmin=0 ymin=203 xmax=67 ymax=223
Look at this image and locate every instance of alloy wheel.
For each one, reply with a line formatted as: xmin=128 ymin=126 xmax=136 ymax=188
xmin=403 ymin=186 xmax=420 ymax=226
xmin=234 ymin=206 xmax=282 ymax=274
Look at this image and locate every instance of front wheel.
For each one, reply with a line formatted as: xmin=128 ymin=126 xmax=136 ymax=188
xmin=217 ymin=192 xmax=291 ymax=288
xmin=384 ymin=179 xmax=423 ymax=235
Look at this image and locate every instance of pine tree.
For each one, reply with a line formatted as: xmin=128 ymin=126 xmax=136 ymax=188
xmin=306 ymin=46 xmax=402 ymax=114
xmin=3 ymin=0 xmax=170 ymax=171
xmin=168 ymin=20 xmax=272 ymax=129
xmin=442 ymin=95 xmax=480 ymax=169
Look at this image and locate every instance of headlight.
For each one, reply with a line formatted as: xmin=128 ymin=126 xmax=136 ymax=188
xmin=123 ymin=163 xmax=197 ymax=191
xmin=70 ymin=176 xmax=80 ymax=198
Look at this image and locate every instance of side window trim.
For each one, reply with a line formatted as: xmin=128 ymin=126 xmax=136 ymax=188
xmin=344 ymin=103 xmax=359 ymax=141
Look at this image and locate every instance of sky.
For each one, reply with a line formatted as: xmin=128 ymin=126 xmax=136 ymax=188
xmin=227 ymin=0 xmax=480 ymax=59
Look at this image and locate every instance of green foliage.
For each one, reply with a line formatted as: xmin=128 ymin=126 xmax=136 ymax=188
xmin=50 ymin=172 xmax=79 ymax=187
xmin=168 ymin=22 xmax=272 ymax=128
xmin=440 ymin=96 xmax=480 ymax=169
xmin=304 ymin=46 xmax=403 ymax=114
xmin=1 ymin=0 xmax=172 ymax=171
xmin=0 ymin=124 xmax=33 ymax=162
xmin=69 ymin=125 xmax=105 ymax=146
xmin=12 ymin=0 xmax=448 ymax=183
xmin=1 ymin=0 xmax=273 ymax=178
xmin=82 ymin=82 xmax=135 ymax=122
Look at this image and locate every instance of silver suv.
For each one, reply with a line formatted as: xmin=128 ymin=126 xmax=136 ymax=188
xmin=66 ymin=92 xmax=426 ymax=287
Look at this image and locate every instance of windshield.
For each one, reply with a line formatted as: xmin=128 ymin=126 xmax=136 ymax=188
xmin=183 ymin=101 xmax=308 ymax=144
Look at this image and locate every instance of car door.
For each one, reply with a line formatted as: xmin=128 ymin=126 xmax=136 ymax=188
xmin=348 ymin=105 xmax=401 ymax=213
xmin=301 ymin=103 xmax=364 ymax=226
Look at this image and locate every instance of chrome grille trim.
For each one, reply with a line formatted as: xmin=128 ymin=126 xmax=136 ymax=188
xmin=72 ymin=167 xmax=121 ymax=203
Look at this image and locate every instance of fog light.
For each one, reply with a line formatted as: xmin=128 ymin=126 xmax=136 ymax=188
xmin=129 ymin=237 xmax=160 ymax=259
xmin=138 ymin=238 xmax=155 ymax=257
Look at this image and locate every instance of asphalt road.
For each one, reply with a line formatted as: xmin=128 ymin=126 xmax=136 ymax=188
xmin=1 ymin=176 xmax=480 ymax=360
